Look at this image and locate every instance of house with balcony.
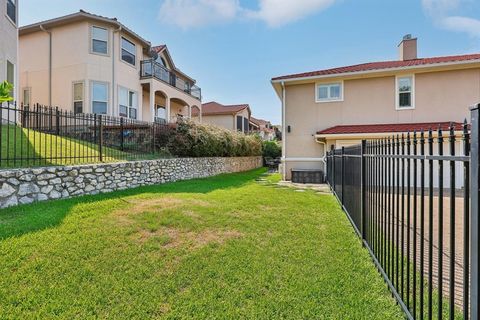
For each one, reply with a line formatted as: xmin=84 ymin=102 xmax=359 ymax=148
xmin=272 ymin=35 xmax=480 ymax=180
xmin=1 ymin=0 xmax=18 ymax=100
xmin=196 ymin=101 xmax=251 ymax=133
xmin=18 ymin=10 xmax=201 ymax=123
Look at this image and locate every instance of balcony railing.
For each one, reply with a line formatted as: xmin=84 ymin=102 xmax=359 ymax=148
xmin=140 ymin=60 xmax=201 ymax=101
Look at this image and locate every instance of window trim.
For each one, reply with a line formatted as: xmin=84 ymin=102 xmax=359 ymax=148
xmin=118 ymin=86 xmax=138 ymax=119
xmin=90 ymin=25 xmax=110 ymax=56
xmin=315 ymin=81 xmax=344 ymax=103
xmin=395 ymin=74 xmax=415 ymax=110
xmin=5 ymin=0 xmax=16 ymax=26
xmin=72 ymin=81 xmax=85 ymax=114
xmin=90 ymin=81 xmax=109 ymax=115
xmin=120 ymin=36 xmax=137 ymax=67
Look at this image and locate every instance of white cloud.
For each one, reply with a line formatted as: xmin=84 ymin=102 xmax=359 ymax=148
xmin=422 ymin=0 xmax=480 ymax=38
xmin=247 ymin=0 xmax=337 ymax=27
xmin=158 ymin=0 xmax=338 ymax=29
xmin=158 ymin=0 xmax=240 ymax=29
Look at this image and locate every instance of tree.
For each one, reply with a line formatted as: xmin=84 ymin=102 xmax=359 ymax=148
xmin=0 ymin=81 xmax=13 ymax=103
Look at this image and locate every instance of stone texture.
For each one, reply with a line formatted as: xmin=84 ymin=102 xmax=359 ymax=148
xmin=0 ymin=157 xmax=262 ymax=209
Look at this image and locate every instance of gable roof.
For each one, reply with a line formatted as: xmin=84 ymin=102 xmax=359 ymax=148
xmin=272 ymin=53 xmax=480 ymax=82
xmin=316 ymin=122 xmax=466 ymax=136
xmin=197 ymin=101 xmax=251 ymax=116
xmin=250 ymin=117 xmax=271 ymax=126
xmin=151 ymin=44 xmax=195 ymax=83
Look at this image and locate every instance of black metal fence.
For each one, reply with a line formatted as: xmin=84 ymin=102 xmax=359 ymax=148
xmin=325 ymin=107 xmax=480 ymax=319
xmin=0 ymin=102 xmax=171 ymax=168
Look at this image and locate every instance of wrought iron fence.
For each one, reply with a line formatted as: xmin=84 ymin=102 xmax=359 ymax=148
xmin=325 ymin=107 xmax=480 ymax=319
xmin=0 ymin=102 xmax=171 ymax=168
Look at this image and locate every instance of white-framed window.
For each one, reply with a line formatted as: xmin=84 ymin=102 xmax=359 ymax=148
xmin=22 ymin=88 xmax=31 ymax=106
xmin=91 ymin=81 xmax=108 ymax=114
xmin=118 ymin=87 xmax=137 ymax=119
xmin=316 ymin=82 xmax=343 ymax=102
xmin=6 ymin=0 xmax=16 ymax=24
xmin=73 ymin=82 xmax=84 ymax=114
xmin=121 ymin=37 xmax=136 ymax=66
xmin=396 ymin=75 xmax=415 ymax=109
xmin=91 ymin=26 xmax=108 ymax=55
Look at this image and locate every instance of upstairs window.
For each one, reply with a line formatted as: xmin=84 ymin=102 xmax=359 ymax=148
xmin=316 ymin=82 xmax=343 ymax=102
xmin=119 ymin=87 xmax=137 ymax=119
xmin=91 ymin=26 xmax=108 ymax=55
xmin=91 ymin=81 xmax=108 ymax=114
xmin=73 ymin=82 xmax=84 ymax=114
xmin=6 ymin=0 xmax=16 ymax=24
xmin=121 ymin=37 xmax=136 ymax=66
xmin=396 ymin=75 xmax=414 ymax=109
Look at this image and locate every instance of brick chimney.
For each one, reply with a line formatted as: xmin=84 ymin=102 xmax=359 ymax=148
xmin=398 ymin=34 xmax=417 ymax=61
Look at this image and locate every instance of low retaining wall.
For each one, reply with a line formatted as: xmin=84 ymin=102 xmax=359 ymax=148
xmin=0 ymin=157 xmax=263 ymax=208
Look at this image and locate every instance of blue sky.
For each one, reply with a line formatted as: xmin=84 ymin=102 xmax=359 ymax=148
xmin=20 ymin=0 xmax=480 ymax=124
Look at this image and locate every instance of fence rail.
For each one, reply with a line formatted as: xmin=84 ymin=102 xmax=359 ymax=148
xmin=325 ymin=109 xmax=480 ymax=319
xmin=0 ymin=102 xmax=171 ymax=168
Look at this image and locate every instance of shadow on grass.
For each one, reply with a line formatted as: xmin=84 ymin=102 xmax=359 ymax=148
xmin=0 ymin=168 xmax=267 ymax=240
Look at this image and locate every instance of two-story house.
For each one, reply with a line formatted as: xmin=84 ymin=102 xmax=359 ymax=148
xmin=1 ymin=0 xmax=18 ymax=100
xmin=249 ymin=117 xmax=275 ymax=141
xmin=272 ymin=35 xmax=480 ymax=180
xmin=18 ymin=10 xmax=202 ymax=123
xmin=197 ymin=101 xmax=251 ymax=133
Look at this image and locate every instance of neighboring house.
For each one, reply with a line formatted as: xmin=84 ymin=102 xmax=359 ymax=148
xmin=0 ymin=0 xmax=18 ymax=100
xmin=18 ymin=10 xmax=202 ymax=123
xmin=271 ymin=35 xmax=480 ymax=180
xmin=197 ymin=101 xmax=251 ymax=133
xmin=249 ymin=117 xmax=275 ymax=140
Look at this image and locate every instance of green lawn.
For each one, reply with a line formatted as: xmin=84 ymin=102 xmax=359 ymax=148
xmin=0 ymin=125 xmax=157 ymax=168
xmin=0 ymin=169 xmax=403 ymax=319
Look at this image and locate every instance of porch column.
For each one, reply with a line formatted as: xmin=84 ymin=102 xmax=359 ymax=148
xmin=150 ymin=83 xmax=155 ymax=122
xmin=188 ymin=105 xmax=192 ymax=119
xmin=166 ymin=98 xmax=171 ymax=123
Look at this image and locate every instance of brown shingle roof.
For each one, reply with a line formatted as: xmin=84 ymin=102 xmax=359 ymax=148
xmin=196 ymin=101 xmax=250 ymax=116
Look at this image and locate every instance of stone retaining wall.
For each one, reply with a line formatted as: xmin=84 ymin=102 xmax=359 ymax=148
xmin=0 ymin=157 xmax=263 ymax=208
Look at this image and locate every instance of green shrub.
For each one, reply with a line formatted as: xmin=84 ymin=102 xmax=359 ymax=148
xmin=164 ymin=121 xmax=262 ymax=157
xmin=262 ymin=140 xmax=281 ymax=159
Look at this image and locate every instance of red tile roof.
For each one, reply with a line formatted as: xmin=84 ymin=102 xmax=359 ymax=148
xmin=194 ymin=101 xmax=250 ymax=116
xmin=316 ymin=122 xmax=466 ymax=135
xmin=152 ymin=45 xmax=166 ymax=53
xmin=272 ymin=53 xmax=480 ymax=81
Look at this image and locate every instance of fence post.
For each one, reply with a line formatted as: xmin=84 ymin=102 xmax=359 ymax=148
xmin=331 ymin=145 xmax=335 ymax=192
xmin=120 ymin=117 xmax=124 ymax=151
xmin=55 ymin=107 xmax=60 ymax=135
xmin=98 ymin=114 xmax=103 ymax=162
xmin=471 ymin=104 xmax=480 ymax=320
xmin=341 ymin=146 xmax=345 ymax=205
xmin=361 ymin=140 xmax=366 ymax=242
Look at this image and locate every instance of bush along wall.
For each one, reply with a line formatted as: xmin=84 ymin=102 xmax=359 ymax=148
xmin=156 ymin=121 xmax=263 ymax=158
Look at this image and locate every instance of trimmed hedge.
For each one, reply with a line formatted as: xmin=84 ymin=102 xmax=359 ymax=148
xmin=156 ymin=121 xmax=262 ymax=157
xmin=262 ymin=140 xmax=281 ymax=159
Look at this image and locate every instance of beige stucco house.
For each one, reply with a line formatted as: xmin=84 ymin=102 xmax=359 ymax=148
xmin=197 ymin=101 xmax=251 ymax=133
xmin=18 ymin=10 xmax=201 ymax=123
xmin=272 ymin=35 xmax=480 ymax=180
xmin=0 ymin=0 xmax=18 ymax=100
xmin=250 ymin=117 xmax=275 ymax=141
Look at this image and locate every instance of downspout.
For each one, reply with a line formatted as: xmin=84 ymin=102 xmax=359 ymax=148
xmin=112 ymin=25 xmax=122 ymax=117
xmin=315 ymin=138 xmax=327 ymax=172
xmin=281 ymin=81 xmax=286 ymax=180
xmin=39 ymin=25 xmax=52 ymax=106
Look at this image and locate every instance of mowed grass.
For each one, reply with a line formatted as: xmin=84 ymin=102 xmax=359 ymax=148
xmin=0 ymin=125 xmax=144 ymax=168
xmin=0 ymin=169 xmax=404 ymax=319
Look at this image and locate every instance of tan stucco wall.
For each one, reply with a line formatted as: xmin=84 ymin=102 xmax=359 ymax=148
xmin=282 ymin=67 xmax=480 ymax=180
xmin=0 ymin=0 xmax=18 ymax=100
xmin=202 ymin=114 xmax=234 ymax=131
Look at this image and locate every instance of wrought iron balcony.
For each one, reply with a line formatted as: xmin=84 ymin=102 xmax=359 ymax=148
xmin=140 ymin=60 xmax=201 ymax=100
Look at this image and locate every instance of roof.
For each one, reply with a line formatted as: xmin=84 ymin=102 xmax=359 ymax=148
xmin=151 ymin=44 xmax=195 ymax=83
xmin=316 ymin=122 xmax=467 ymax=135
xmin=196 ymin=101 xmax=250 ymax=116
xmin=19 ymin=10 xmax=151 ymax=48
xmin=250 ymin=117 xmax=271 ymax=126
xmin=272 ymin=53 xmax=480 ymax=81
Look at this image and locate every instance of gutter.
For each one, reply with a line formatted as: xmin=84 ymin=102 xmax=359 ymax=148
xmin=39 ymin=25 xmax=52 ymax=106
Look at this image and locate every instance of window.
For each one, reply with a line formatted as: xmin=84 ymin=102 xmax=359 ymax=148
xmin=156 ymin=57 xmax=167 ymax=68
xmin=121 ymin=37 xmax=136 ymax=66
xmin=316 ymin=82 xmax=343 ymax=102
xmin=396 ymin=75 xmax=414 ymax=109
xmin=6 ymin=0 xmax=15 ymax=24
xmin=243 ymin=117 xmax=249 ymax=134
xmin=23 ymin=88 xmax=31 ymax=106
xmin=73 ymin=82 xmax=84 ymax=114
xmin=91 ymin=82 xmax=108 ymax=114
xmin=6 ymin=60 xmax=14 ymax=98
xmin=119 ymin=87 xmax=137 ymax=119
xmin=91 ymin=26 xmax=108 ymax=55
xmin=236 ymin=116 xmax=243 ymax=132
